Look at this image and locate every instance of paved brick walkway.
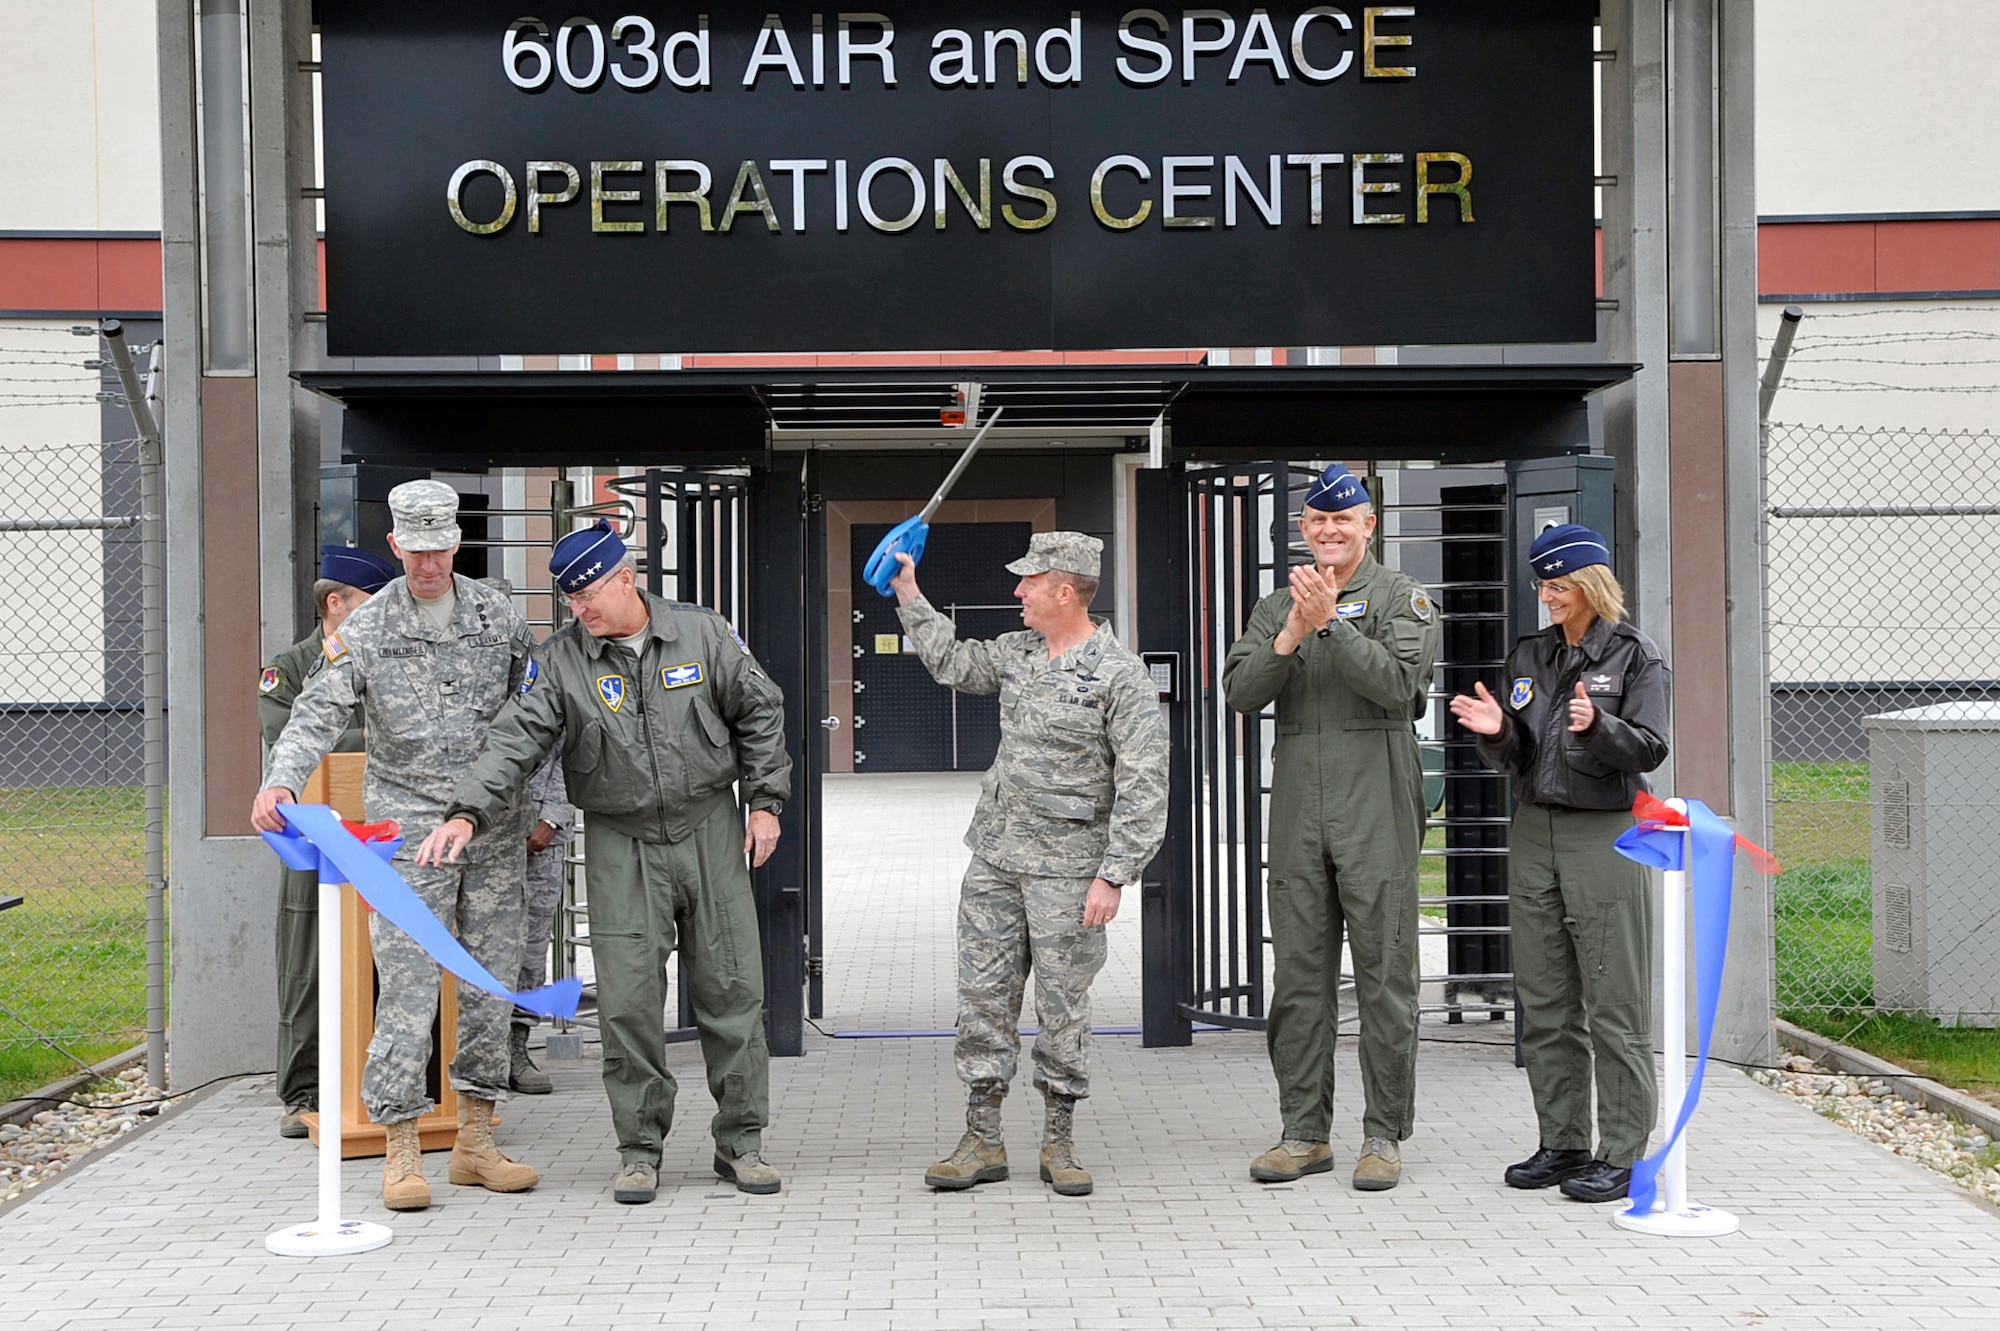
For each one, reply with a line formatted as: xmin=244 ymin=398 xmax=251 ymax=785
xmin=4 ymin=775 xmax=1998 ymax=1328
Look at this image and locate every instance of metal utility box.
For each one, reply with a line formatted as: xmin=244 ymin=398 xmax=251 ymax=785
xmin=1504 ymin=454 xmax=1616 ymax=645
xmin=1864 ymin=703 xmax=2000 ymax=1025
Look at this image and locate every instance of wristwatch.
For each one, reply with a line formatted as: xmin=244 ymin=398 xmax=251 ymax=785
xmin=760 ymin=801 xmax=784 ymax=817
xmin=1316 ymin=623 xmax=1335 ymax=638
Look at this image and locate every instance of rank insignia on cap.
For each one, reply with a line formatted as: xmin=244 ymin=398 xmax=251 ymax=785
xmin=519 ymin=659 xmax=539 ymax=696
xmin=1335 ymin=600 xmax=1368 ymax=620
xmin=1509 ymin=678 xmax=1534 ymax=709
xmin=1410 ymin=589 xmax=1432 ymax=621
xmin=322 ymin=633 xmax=348 ymax=662
xmin=661 ymin=662 xmax=704 ymax=689
xmin=259 ymin=666 xmax=282 ymax=694
xmin=596 ymin=675 xmax=626 ymax=712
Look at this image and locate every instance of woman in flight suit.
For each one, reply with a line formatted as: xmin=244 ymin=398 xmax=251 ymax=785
xmin=1449 ymin=524 xmax=1670 ymax=1204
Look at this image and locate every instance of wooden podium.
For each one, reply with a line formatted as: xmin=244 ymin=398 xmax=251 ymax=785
xmin=301 ymin=752 xmax=467 ymax=1158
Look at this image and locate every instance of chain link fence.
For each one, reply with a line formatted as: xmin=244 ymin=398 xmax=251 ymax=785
xmin=1765 ymin=419 xmax=2000 ymax=1025
xmin=0 ymin=323 xmax=153 ymax=1073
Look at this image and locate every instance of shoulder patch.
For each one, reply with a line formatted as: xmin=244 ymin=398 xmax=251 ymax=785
xmin=519 ymin=658 xmax=539 ymax=696
xmin=726 ymin=623 xmax=752 ymax=656
xmin=1410 ymin=588 xmax=1433 ymax=621
xmin=596 ymin=675 xmax=626 ymax=712
xmin=1509 ymin=677 xmax=1534 ymax=709
xmin=259 ymin=666 xmax=282 ymax=694
xmin=322 ymin=632 xmax=348 ymax=663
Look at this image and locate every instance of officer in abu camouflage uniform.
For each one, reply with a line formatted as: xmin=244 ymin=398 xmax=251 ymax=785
xmin=254 ymin=480 xmax=541 ymax=1212
xmin=419 ymin=519 xmax=791 ymax=1205
xmin=258 ymin=544 xmax=394 ymax=1140
xmin=1224 ymin=463 xmax=1441 ymax=1194
xmin=891 ymin=531 xmax=1168 ymax=1198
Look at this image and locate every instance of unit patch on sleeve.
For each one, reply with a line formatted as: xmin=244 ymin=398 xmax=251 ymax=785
xmin=519 ymin=658 xmax=539 ymax=696
xmin=596 ymin=675 xmax=626 ymax=712
xmin=259 ymin=666 xmax=282 ymax=694
xmin=1334 ymin=600 xmax=1368 ymax=620
xmin=322 ymin=632 xmax=348 ymax=662
xmin=661 ymin=662 xmax=705 ymax=689
xmin=1410 ymin=588 xmax=1433 ymax=621
xmin=727 ymin=624 xmax=752 ymax=656
xmin=1509 ymin=677 xmax=1535 ymax=709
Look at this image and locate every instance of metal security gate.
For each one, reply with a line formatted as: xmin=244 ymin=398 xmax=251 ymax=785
xmin=1383 ymin=480 xmax=1515 ymax=1024
xmin=1179 ymin=461 xmax=1310 ymax=1029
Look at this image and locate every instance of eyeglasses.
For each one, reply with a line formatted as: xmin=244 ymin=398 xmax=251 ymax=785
xmin=1532 ymin=580 xmax=1576 ymax=596
xmin=560 ymin=571 xmax=626 ymax=608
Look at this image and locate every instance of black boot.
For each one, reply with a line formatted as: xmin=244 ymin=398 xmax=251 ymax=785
xmin=509 ymin=1025 xmax=553 ymax=1095
xmin=1558 ymin=1160 xmax=1632 ymax=1203
xmin=1504 ymin=1146 xmax=1594 ymax=1190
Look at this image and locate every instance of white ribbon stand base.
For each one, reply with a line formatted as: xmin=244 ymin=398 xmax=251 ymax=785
xmin=1614 ymin=1198 xmax=1740 ymax=1238
xmin=265 ymin=874 xmax=394 ymax=1257
xmin=266 ymin=1217 xmax=394 ymax=1257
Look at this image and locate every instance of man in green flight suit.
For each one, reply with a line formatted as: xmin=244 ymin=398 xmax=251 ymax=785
xmin=418 ymin=519 xmax=791 ymax=1204
xmin=257 ymin=544 xmax=395 ymax=1139
xmin=1224 ymin=463 xmax=1441 ymax=1192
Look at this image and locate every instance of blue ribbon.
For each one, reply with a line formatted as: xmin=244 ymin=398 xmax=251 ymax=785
xmin=1612 ymin=799 xmax=1738 ymax=1217
xmin=262 ymin=803 xmax=581 ymax=1020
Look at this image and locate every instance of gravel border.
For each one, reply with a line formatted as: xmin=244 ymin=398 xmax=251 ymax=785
xmin=1746 ymin=1026 xmax=2000 ymax=1209
xmin=0 ymin=1067 xmax=167 ymax=1205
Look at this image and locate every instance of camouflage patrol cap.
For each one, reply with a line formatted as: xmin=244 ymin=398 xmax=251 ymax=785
xmin=387 ymin=480 xmax=462 ymax=552
xmin=1005 ymin=530 xmax=1102 ymax=578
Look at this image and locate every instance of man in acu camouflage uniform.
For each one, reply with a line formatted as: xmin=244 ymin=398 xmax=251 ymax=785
xmin=1224 ymin=463 xmax=1441 ymax=1193
xmin=258 ymin=544 xmax=394 ymax=1140
xmin=419 ymin=519 xmax=791 ymax=1204
xmin=890 ymin=531 xmax=1168 ymax=1198
xmin=253 ymin=480 xmax=541 ymax=1212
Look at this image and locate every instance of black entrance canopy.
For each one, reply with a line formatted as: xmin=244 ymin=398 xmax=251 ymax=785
xmin=297 ymin=363 xmax=1638 ymax=467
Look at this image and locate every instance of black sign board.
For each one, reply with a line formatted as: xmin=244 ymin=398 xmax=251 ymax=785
xmin=321 ymin=1 xmax=1595 ymax=355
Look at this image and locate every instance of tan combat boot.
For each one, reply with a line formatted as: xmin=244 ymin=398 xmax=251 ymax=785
xmin=447 ymin=1096 xmax=540 ymax=1192
xmin=381 ymin=1118 xmax=431 ymax=1211
xmin=1352 ymin=1135 xmax=1402 ymax=1191
xmin=1039 ymin=1092 xmax=1092 ymax=1197
xmin=924 ymin=1079 xmax=1009 ymax=1190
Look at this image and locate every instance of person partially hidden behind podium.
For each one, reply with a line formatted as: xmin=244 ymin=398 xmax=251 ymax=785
xmin=258 ymin=543 xmax=393 ymax=1141
xmin=253 ymin=481 xmax=543 ymax=1212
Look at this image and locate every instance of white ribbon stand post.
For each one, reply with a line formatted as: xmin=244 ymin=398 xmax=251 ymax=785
xmin=265 ymin=872 xmax=393 ymax=1257
xmin=1614 ymin=797 xmax=1738 ymax=1238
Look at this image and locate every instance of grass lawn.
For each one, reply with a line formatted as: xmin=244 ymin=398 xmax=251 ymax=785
xmin=0 ymin=1041 xmax=137 ymax=1108
xmin=1788 ymin=1010 xmax=2000 ymax=1110
xmin=0 ymin=786 xmax=155 ymax=1097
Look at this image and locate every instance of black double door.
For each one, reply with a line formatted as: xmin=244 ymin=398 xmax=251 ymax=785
xmin=848 ymin=521 xmax=1030 ymax=773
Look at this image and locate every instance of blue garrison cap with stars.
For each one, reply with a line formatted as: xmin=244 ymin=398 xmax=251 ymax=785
xmin=1302 ymin=463 xmax=1368 ymax=513
xmin=319 ymin=545 xmax=396 ymax=594
xmin=551 ymin=519 xmax=626 ymax=594
xmin=1529 ymin=524 xmax=1610 ymax=579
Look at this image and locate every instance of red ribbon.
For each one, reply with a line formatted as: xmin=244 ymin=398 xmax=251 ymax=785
xmin=1629 ymin=793 xmax=1779 ymax=875
xmin=339 ymin=819 xmax=400 ymax=911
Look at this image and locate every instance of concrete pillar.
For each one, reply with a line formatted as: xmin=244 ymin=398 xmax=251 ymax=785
xmin=1601 ymin=0 xmax=1772 ymax=1066
xmin=1717 ymin=0 xmax=1776 ymax=1067
xmin=161 ymin=0 xmax=321 ymax=1089
xmin=1599 ymin=0 xmax=1674 ymax=799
